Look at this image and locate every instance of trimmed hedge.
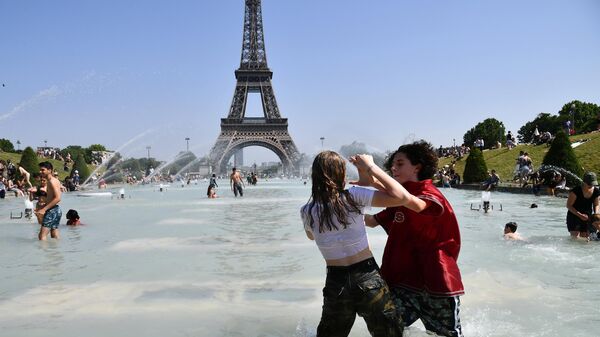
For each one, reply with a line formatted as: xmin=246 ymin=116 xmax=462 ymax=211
xmin=463 ymin=148 xmax=489 ymax=184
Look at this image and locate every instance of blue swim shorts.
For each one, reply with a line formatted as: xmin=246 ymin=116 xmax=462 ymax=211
xmin=42 ymin=206 xmax=62 ymax=230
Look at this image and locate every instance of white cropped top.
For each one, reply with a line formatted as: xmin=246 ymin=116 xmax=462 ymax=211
xmin=301 ymin=186 xmax=374 ymax=260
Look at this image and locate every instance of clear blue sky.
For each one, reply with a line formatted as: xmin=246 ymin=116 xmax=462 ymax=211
xmin=1 ymin=0 xmax=599 ymax=163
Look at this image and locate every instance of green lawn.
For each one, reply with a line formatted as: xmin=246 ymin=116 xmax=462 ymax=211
xmin=439 ymin=131 xmax=600 ymax=182
xmin=0 ymin=152 xmax=75 ymax=181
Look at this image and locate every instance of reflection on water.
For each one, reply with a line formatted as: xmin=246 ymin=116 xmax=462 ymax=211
xmin=1 ymin=181 xmax=599 ymax=337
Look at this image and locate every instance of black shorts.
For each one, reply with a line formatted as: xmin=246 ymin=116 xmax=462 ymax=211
xmin=567 ymin=213 xmax=588 ymax=232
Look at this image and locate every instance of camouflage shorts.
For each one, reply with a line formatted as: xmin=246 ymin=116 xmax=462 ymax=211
xmin=391 ymin=287 xmax=463 ymax=337
xmin=317 ymin=258 xmax=403 ymax=337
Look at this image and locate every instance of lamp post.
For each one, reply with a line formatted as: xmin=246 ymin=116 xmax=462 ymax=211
xmin=320 ymin=137 xmax=325 ymax=150
xmin=43 ymin=139 xmax=47 ymax=148
xmin=185 ymin=137 xmax=190 ymax=152
xmin=570 ymin=103 xmax=576 ymax=134
xmin=16 ymin=140 xmax=20 ymax=151
xmin=146 ymin=146 xmax=151 ymax=159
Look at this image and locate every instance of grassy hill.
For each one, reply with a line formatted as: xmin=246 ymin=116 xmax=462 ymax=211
xmin=439 ymin=131 xmax=600 ymax=182
xmin=0 ymin=152 xmax=75 ymax=181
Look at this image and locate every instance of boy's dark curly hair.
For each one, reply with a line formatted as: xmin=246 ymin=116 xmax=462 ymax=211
xmin=384 ymin=140 xmax=438 ymax=181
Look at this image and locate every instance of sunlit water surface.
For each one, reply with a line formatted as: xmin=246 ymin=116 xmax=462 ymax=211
xmin=1 ymin=181 xmax=599 ymax=337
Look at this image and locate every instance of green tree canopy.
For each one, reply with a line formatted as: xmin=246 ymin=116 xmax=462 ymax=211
xmin=85 ymin=144 xmax=109 ymax=164
xmin=61 ymin=145 xmax=86 ymax=163
xmin=557 ymin=100 xmax=600 ymax=134
xmin=0 ymin=138 xmax=15 ymax=152
xmin=18 ymin=147 xmax=39 ymax=177
xmin=463 ymin=118 xmax=506 ymax=150
xmin=542 ymin=131 xmax=583 ymax=185
xmin=463 ymin=148 xmax=489 ymax=184
xmin=71 ymin=153 xmax=91 ymax=183
xmin=517 ymin=113 xmax=561 ymax=143
xmin=87 ymin=144 xmax=107 ymax=152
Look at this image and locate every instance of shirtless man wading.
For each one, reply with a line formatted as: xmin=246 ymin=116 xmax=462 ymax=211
xmin=36 ymin=161 xmax=62 ymax=240
xmin=230 ymin=167 xmax=245 ymax=197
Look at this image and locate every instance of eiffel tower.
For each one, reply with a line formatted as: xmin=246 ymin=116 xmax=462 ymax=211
xmin=208 ymin=0 xmax=300 ymax=174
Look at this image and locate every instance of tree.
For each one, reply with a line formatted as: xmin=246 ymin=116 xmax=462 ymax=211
xmin=517 ymin=113 xmax=561 ymax=143
xmin=463 ymin=118 xmax=506 ymax=150
xmin=87 ymin=144 xmax=107 ymax=152
xmin=19 ymin=147 xmax=39 ymax=177
xmin=61 ymin=145 xmax=86 ymax=163
xmin=463 ymin=148 xmax=488 ymax=184
xmin=557 ymin=100 xmax=600 ymax=134
xmin=0 ymin=138 xmax=15 ymax=152
xmin=542 ymin=131 xmax=583 ymax=185
xmin=71 ymin=153 xmax=91 ymax=183
xmin=85 ymin=144 xmax=108 ymax=164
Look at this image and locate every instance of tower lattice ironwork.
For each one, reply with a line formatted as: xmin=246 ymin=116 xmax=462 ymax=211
xmin=208 ymin=0 xmax=300 ymax=174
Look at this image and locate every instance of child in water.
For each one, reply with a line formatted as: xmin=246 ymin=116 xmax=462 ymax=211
xmin=301 ymin=151 xmax=422 ymax=336
xmin=364 ymin=140 xmax=464 ymax=337
xmin=66 ymin=209 xmax=82 ymax=226
xmin=588 ymin=214 xmax=600 ymax=241
xmin=504 ymin=222 xmax=523 ymax=240
xmin=207 ymin=185 xmax=218 ymax=198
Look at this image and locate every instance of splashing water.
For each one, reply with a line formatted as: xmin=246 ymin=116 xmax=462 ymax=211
xmin=145 ymin=151 xmax=190 ymax=181
xmin=81 ymin=128 xmax=155 ymax=187
xmin=537 ymin=164 xmax=582 ymax=184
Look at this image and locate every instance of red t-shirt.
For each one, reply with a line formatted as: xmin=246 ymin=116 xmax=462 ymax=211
xmin=374 ymin=179 xmax=464 ymax=296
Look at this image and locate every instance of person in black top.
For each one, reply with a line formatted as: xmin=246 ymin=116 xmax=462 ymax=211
xmin=566 ymin=172 xmax=599 ymax=239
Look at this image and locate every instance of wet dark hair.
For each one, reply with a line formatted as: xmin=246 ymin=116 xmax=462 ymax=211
xmin=384 ymin=140 xmax=438 ymax=181
xmin=39 ymin=161 xmax=53 ymax=170
xmin=66 ymin=209 xmax=79 ymax=220
xmin=530 ymin=203 xmax=538 ymax=208
xmin=505 ymin=222 xmax=518 ymax=233
xmin=303 ymin=151 xmax=362 ymax=232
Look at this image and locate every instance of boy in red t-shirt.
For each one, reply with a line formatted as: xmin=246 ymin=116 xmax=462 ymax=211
xmin=361 ymin=140 xmax=464 ymax=337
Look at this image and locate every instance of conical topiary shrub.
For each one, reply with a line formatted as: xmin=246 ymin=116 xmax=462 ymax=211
xmin=463 ymin=148 xmax=489 ymax=184
xmin=542 ymin=130 xmax=583 ymax=185
xmin=71 ymin=153 xmax=91 ymax=183
xmin=19 ymin=146 xmax=39 ymax=178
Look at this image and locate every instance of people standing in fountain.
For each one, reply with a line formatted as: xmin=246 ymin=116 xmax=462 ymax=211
xmin=302 ymin=151 xmax=419 ymax=336
xmin=35 ymin=162 xmax=62 ymax=241
xmin=229 ymin=167 xmax=244 ymax=197
xmin=364 ymin=141 xmax=464 ymax=337
xmin=207 ymin=173 xmax=219 ymax=197
xmin=566 ymin=172 xmax=599 ymax=239
xmin=29 ymin=176 xmax=48 ymax=225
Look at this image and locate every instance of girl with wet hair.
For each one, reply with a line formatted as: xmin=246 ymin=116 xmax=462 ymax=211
xmin=302 ymin=150 xmax=423 ymax=337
